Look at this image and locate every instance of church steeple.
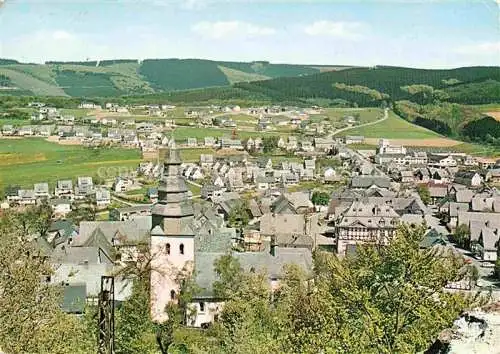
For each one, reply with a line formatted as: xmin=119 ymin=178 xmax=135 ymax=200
xmin=151 ymin=143 xmax=194 ymax=235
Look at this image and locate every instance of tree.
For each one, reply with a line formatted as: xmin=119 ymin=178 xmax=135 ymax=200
xmin=197 ymin=226 xmax=480 ymax=354
xmin=417 ymin=184 xmax=431 ymax=205
xmin=453 ymin=223 xmax=470 ymax=250
xmin=0 ymin=211 xmax=93 ymax=353
xmin=67 ymin=195 xmax=97 ymax=224
xmin=227 ymin=201 xmax=250 ymax=229
xmin=262 ymin=136 xmax=279 ymax=153
xmin=311 ymin=191 xmax=330 ymax=206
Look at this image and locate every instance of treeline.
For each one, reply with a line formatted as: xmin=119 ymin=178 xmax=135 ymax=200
xmin=462 ymin=116 xmax=500 ymax=146
xmin=394 ymin=100 xmax=500 ymax=143
xmin=234 ymin=66 xmax=500 ymax=106
xmin=139 ymin=59 xmax=231 ymax=91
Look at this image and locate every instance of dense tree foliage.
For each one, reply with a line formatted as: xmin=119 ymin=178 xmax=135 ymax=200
xmin=452 ymin=224 xmax=471 ymax=250
xmin=198 ymin=226 xmax=480 ymax=353
xmin=311 ymin=191 xmax=330 ymax=206
xmin=139 ymin=59 xmax=231 ymax=91
xmin=417 ymin=185 xmax=431 ymax=206
xmin=0 ymin=211 xmax=94 ymax=353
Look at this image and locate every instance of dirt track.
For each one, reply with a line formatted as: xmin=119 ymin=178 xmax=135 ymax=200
xmin=364 ymin=138 xmax=461 ymax=147
xmin=486 ymin=111 xmax=500 ymax=121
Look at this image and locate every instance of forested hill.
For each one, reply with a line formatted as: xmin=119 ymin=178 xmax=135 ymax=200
xmin=0 ymin=58 xmax=354 ymax=97
xmin=234 ymin=66 xmax=500 ymax=106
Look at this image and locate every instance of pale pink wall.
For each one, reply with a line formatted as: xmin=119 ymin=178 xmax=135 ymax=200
xmin=150 ymin=235 xmax=194 ymax=322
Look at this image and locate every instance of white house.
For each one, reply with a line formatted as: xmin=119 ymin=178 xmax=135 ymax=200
xmin=50 ymin=199 xmax=72 ymax=216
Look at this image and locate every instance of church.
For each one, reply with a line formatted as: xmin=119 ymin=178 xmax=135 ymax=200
xmin=149 ymin=145 xmax=313 ymax=326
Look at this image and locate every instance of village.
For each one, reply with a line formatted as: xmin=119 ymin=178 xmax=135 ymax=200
xmin=2 ymin=100 xmax=500 ymax=327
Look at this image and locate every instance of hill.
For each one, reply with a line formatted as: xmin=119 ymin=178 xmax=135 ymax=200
xmin=0 ymin=58 xmax=349 ymax=97
xmin=234 ymin=66 xmax=500 ymax=106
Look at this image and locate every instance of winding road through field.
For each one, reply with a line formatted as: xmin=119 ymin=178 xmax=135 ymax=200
xmin=332 ymin=108 xmax=389 ymax=137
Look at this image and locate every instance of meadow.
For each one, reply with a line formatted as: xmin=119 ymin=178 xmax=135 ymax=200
xmin=339 ymin=111 xmax=441 ymax=139
xmin=0 ymin=138 xmax=141 ymax=189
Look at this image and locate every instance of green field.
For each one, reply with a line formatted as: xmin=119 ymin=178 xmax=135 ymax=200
xmin=0 ymin=138 xmax=141 ymax=189
xmin=338 ymin=111 xmax=441 ymax=139
xmin=320 ymin=108 xmax=384 ymax=124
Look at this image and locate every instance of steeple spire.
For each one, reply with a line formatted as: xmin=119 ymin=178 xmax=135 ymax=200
xmin=151 ymin=144 xmax=194 ymax=235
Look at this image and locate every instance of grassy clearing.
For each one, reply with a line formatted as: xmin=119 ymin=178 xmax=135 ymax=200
xmin=0 ymin=68 xmax=68 ymax=96
xmin=340 ymin=112 xmax=440 ymax=139
xmin=0 ymin=138 xmax=141 ymax=189
xmin=218 ymin=65 xmax=270 ymax=84
xmin=322 ymin=107 xmax=383 ymax=124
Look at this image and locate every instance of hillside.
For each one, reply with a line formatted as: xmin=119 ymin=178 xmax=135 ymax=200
xmin=0 ymin=58 xmax=345 ymax=97
xmin=234 ymin=66 xmax=500 ymax=106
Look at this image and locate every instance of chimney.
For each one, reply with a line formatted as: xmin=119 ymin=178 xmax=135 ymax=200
xmin=270 ymin=235 xmax=276 ymax=257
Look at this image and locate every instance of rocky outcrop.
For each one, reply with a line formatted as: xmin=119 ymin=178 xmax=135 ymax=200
xmin=426 ymin=302 xmax=500 ymax=354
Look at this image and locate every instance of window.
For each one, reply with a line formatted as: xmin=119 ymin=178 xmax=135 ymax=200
xmin=170 ymin=290 xmax=176 ymax=300
xmin=180 ymin=243 xmax=184 ymax=255
xmin=166 ymin=243 xmax=170 ymax=255
xmin=199 ymin=302 xmax=205 ymax=312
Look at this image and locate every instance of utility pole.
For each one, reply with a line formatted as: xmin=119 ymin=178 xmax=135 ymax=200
xmin=98 ymin=276 xmax=115 ymax=354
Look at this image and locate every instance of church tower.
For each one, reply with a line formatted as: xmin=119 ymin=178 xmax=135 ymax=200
xmin=150 ymin=143 xmax=195 ymax=322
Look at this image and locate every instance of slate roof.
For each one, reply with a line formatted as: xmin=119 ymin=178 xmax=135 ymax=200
xmin=455 ymin=189 xmax=474 ymax=203
xmin=351 ymin=176 xmax=391 ymax=189
xmin=478 ymin=227 xmax=498 ymax=250
xmin=260 ymin=213 xmax=305 ymax=236
xmin=193 ymin=247 xmax=313 ymax=299
xmin=449 ymin=202 xmax=470 ymax=217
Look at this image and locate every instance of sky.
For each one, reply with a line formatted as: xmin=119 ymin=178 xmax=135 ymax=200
xmin=0 ymin=0 xmax=499 ymax=68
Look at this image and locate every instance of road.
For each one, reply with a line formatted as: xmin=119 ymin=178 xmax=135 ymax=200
xmin=332 ymin=108 xmax=389 ymax=137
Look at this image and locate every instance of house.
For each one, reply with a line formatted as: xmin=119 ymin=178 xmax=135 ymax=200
xmin=187 ymin=137 xmax=197 ymax=147
xmin=95 ymin=188 xmax=111 ymax=208
xmin=300 ymin=140 xmax=314 ymax=152
xmin=256 ymin=176 xmax=276 ymax=190
xmin=37 ymin=125 xmax=54 ymax=136
xmin=304 ymin=159 xmax=315 ymax=171
xmin=109 ymin=205 xmax=152 ymax=221
xmin=454 ymin=171 xmax=482 ymax=188
xmin=487 ymin=169 xmax=500 ymax=184
xmin=114 ymin=177 xmax=134 ymax=193
xmin=399 ymin=170 xmax=414 ymax=184
xmin=324 ymin=168 xmax=340 ymax=183
xmin=55 ymin=180 xmax=74 ymax=199
xmin=448 ymin=202 xmax=470 ymax=228
xmin=257 ymin=157 xmax=273 ymax=170
xmin=49 ymin=199 xmax=72 ymax=216
xmin=74 ymin=126 xmax=91 ymax=139
xmin=204 ymin=136 xmax=216 ymax=147
xmin=345 ymin=136 xmax=364 ymax=145
xmin=377 ymin=139 xmax=406 ymax=155
xmin=287 ymin=136 xmax=298 ymax=151
xmin=18 ymin=125 xmax=34 ymax=136
xmin=107 ymin=128 xmax=121 ymax=141
xmin=335 ymin=201 xmax=400 ymax=255
xmin=220 ymin=138 xmax=243 ymax=150
xmin=34 ymin=182 xmax=50 ymax=199
xmin=428 ymin=185 xmax=448 ymax=204
xmin=477 ymin=227 xmax=499 ymax=262
xmin=281 ymin=172 xmax=300 ymax=186
xmin=18 ymin=189 xmax=36 ymax=205
xmin=75 ymin=176 xmax=94 ymax=199
xmin=200 ymin=184 xmax=223 ymax=200
xmin=1 ymin=125 xmax=14 ymax=135
xmin=200 ymin=154 xmax=214 ymax=169
xmin=428 ymin=154 xmax=457 ymax=168
xmin=78 ymin=102 xmax=100 ymax=109
xmin=226 ymin=168 xmax=244 ymax=191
